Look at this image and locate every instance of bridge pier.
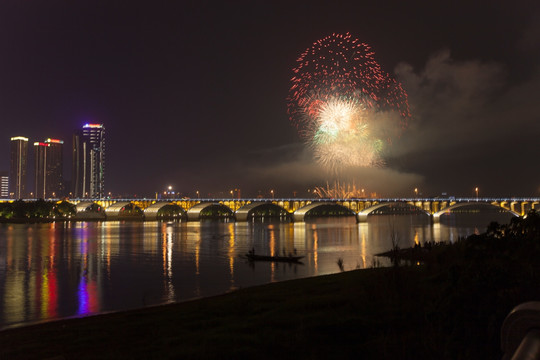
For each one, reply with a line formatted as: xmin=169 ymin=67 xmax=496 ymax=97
xmin=357 ymin=213 xmax=368 ymax=223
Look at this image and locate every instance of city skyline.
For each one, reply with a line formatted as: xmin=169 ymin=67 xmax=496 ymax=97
xmin=1 ymin=1 xmax=539 ymax=198
xmin=4 ymin=123 xmax=104 ymax=199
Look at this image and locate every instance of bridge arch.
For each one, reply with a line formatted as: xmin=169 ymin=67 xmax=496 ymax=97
xmin=105 ymin=202 xmax=144 ymax=220
xmin=432 ymin=202 xmax=520 ymax=223
xmin=144 ymin=202 xmax=187 ymax=220
xmin=235 ymin=202 xmax=291 ymax=221
xmin=357 ymin=202 xmax=431 ymax=222
xmin=293 ymin=202 xmax=356 ymax=222
xmin=75 ymin=201 xmax=106 ymax=220
xmin=187 ymin=202 xmax=234 ymax=221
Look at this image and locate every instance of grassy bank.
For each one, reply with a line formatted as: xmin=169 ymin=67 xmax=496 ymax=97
xmin=3 ymin=213 xmax=540 ymax=359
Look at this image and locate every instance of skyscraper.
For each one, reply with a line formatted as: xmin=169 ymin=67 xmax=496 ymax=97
xmin=72 ymin=124 xmax=105 ymax=198
xmin=34 ymin=138 xmax=64 ymax=198
xmin=45 ymin=138 xmax=64 ymax=197
xmin=0 ymin=171 xmax=8 ymax=198
xmin=10 ymin=136 xmax=28 ymax=199
xmin=34 ymin=141 xmax=48 ymax=198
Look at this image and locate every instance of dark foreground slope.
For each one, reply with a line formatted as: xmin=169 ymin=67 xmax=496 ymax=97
xmin=2 ymin=212 xmax=540 ymax=359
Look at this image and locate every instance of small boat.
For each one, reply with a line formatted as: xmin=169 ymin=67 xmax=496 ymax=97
xmin=245 ymin=253 xmax=304 ymax=263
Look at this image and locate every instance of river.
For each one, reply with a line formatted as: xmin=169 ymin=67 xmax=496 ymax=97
xmin=0 ymin=211 xmax=514 ymax=329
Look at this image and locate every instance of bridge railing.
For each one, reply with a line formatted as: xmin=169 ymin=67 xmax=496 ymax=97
xmin=2 ymin=197 xmax=540 ymax=202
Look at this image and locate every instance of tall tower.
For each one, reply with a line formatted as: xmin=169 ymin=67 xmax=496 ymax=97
xmin=45 ymin=138 xmax=64 ymax=197
xmin=72 ymin=124 xmax=105 ymax=198
xmin=33 ymin=138 xmax=64 ymax=199
xmin=34 ymin=141 xmax=48 ymax=199
xmin=9 ymin=136 xmax=28 ymax=199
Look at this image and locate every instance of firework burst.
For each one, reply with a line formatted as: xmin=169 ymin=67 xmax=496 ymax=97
xmin=288 ymin=33 xmax=410 ymax=172
xmin=313 ymin=181 xmax=375 ymax=199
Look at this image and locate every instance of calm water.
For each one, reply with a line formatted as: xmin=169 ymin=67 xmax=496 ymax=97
xmin=0 ymin=212 xmax=514 ymax=329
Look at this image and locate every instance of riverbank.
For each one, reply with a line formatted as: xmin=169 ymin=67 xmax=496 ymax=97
xmin=0 ymin=264 xmax=530 ymax=359
xmin=2 ymin=213 xmax=540 ymax=359
xmin=0 ymin=267 xmax=445 ymax=359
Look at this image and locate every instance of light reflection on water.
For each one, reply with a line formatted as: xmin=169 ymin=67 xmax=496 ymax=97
xmin=0 ymin=212 xmax=514 ymax=329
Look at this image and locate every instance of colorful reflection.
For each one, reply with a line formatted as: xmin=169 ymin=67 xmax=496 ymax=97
xmin=0 ymin=212 xmax=515 ymax=329
xmin=77 ymin=226 xmax=98 ymax=316
xmin=161 ymin=222 xmax=175 ymax=302
xmin=228 ymin=223 xmax=235 ymax=285
xmin=77 ymin=272 xmax=97 ymax=316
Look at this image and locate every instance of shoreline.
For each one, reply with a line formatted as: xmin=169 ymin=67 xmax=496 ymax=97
xmin=2 ymin=214 xmax=540 ymax=358
xmin=1 ymin=268 xmax=402 ymax=359
xmin=0 ymin=259 xmax=519 ymax=359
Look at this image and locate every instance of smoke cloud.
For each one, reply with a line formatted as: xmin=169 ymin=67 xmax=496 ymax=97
xmin=391 ymin=49 xmax=540 ymax=195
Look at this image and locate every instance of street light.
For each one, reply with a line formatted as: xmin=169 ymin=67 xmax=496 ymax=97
xmin=196 ymin=190 xmax=200 ymax=199
xmin=414 ymin=188 xmax=418 ymax=198
xmin=475 ymin=187 xmax=479 ymax=200
xmin=230 ymin=190 xmax=233 ymax=199
xmin=270 ymin=189 xmax=274 ymax=199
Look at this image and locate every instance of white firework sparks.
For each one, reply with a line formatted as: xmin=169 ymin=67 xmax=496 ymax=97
xmin=308 ymin=96 xmax=384 ymax=172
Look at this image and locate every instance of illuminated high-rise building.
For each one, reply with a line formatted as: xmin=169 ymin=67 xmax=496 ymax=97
xmin=72 ymin=124 xmax=105 ymax=198
xmin=0 ymin=171 xmax=8 ymax=198
xmin=34 ymin=138 xmax=64 ymax=199
xmin=34 ymin=142 xmax=48 ymax=198
xmin=9 ymin=136 xmax=28 ymax=199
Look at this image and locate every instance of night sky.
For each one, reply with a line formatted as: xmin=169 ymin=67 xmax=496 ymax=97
xmin=1 ymin=0 xmax=539 ymax=198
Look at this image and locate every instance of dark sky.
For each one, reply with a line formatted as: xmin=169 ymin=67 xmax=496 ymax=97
xmin=1 ymin=0 xmax=539 ymax=198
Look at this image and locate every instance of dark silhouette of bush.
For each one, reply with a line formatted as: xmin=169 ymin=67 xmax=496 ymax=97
xmin=53 ymin=201 xmax=77 ymax=218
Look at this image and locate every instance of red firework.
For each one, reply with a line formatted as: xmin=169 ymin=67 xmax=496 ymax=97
xmin=287 ymin=32 xmax=410 ymax=133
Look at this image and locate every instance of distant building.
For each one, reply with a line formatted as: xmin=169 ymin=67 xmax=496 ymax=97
xmin=0 ymin=171 xmax=8 ymax=198
xmin=34 ymin=138 xmax=64 ymax=198
xmin=72 ymin=124 xmax=105 ymax=198
xmin=10 ymin=136 xmax=28 ymax=199
xmin=34 ymin=142 xmax=48 ymax=198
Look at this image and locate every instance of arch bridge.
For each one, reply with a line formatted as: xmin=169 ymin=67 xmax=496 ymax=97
xmin=61 ymin=197 xmax=540 ymax=222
